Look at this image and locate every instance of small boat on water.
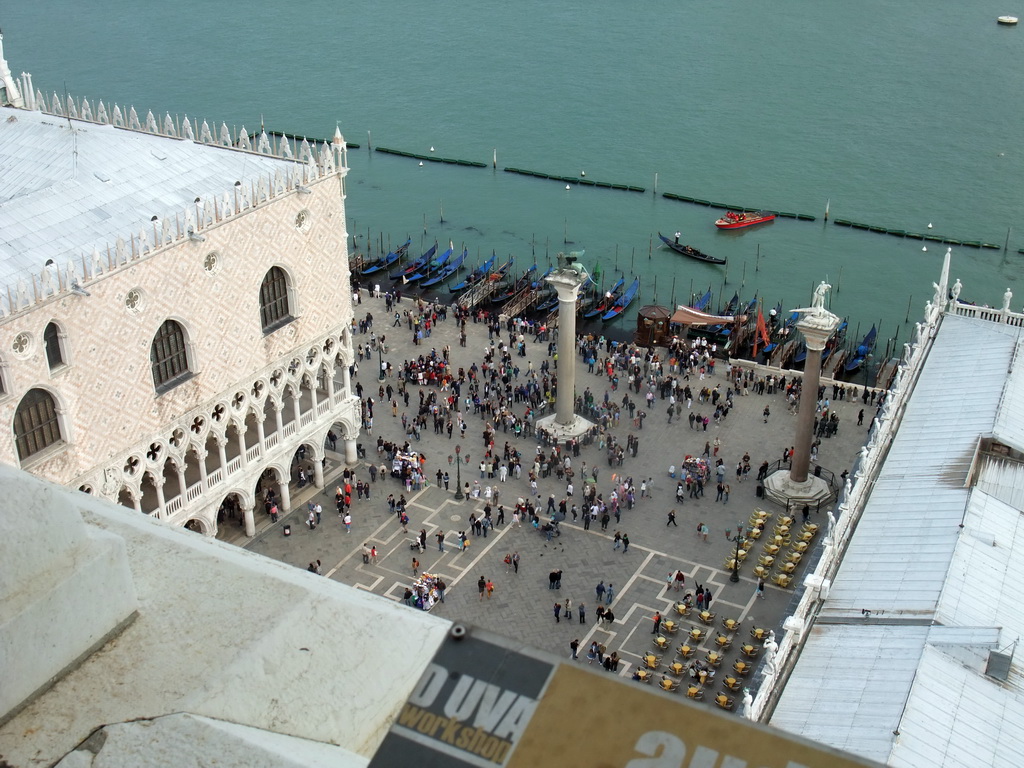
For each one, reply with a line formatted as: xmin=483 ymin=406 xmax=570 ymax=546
xmin=602 ymin=277 xmax=641 ymax=322
xmin=449 ymin=253 xmax=497 ymax=293
xmin=820 ymin=320 xmax=848 ymax=364
xmin=420 ymin=248 xmax=467 ymax=287
xmin=691 ymin=288 xmax=713 ymax=312
xmin=390 ymin=242 xmax=438 ymax=280
xmin=405 ymin=244 xmax=453 ymax=283
xmin=657 ymin=232 xmax=727 ymax=265
xmin=491 ymin=264 xmax=538 ymax=304
xmin=998 ymin=15 xmax=1019 ymax=24
xmin=844 ymin=324 xmax=877 ymax=373
xmin=360 ymin=238 xmax=411 ymax=276
xmin=584 ymin=277 xmax=626 ymax=319
xmin=715 ymin=211 xmax=776 ymax=230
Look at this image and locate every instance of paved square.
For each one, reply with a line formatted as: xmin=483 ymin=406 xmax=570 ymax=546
xmin=246 ymin=288 xmax=871 ymax=706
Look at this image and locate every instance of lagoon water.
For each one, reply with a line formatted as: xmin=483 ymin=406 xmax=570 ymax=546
xmin=5 ymin=1 xmax=1023 ymax=364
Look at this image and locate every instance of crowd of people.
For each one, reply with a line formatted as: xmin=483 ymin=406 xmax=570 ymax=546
xmin=322 ymin=284 xmax=879 ymax=672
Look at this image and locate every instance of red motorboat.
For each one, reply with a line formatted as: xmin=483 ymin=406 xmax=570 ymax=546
xmin=715 ymin=210 xmax=776 ymax=230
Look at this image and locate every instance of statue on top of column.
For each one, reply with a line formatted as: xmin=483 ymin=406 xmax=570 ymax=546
xmin=555 ymin=250 xmax=589 ymax=280
xmin=790 ymin=281 xmax=837 ymax=329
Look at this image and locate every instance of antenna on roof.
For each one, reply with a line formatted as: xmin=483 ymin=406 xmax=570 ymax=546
xmin=63 ymin=80 xmax=78 ymax=179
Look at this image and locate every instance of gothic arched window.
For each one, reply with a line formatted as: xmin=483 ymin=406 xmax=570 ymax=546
xmin=151 ymin=320 xmax=191 ymax=392
xmin=14 ymin=388 xmax=62 ymax=461
xmin=259 ymin=266 xmax=293 ymax=333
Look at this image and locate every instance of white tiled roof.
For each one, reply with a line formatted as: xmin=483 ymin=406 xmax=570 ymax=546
xmin=0 ymin=106 xmax=295 ymax=285
xmin=821 ymin=314 xmax=1014 ymax=620
xmin=771 ymin=624 xmax=929 ymax=765
xmin=773 ymin=312 xmax=1024 ymax=768
xmin=890 ymin=646 xmax=1024 ymax=768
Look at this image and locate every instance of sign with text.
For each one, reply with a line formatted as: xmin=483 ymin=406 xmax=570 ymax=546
xmin=369 ymin=627 xmax=881 ymax=768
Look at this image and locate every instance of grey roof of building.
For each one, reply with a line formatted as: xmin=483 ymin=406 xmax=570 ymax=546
xmin=772 ymin=313 xmax=1024 ymax=768
xmin=0 ymin=106 xmax=294 ymax=285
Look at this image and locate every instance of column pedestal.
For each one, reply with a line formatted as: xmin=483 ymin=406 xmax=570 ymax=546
xmin=344 ymin=438 xmax=358 ymax=465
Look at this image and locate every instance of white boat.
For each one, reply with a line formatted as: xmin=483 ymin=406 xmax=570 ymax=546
xmin=997 ymin=15 xmax=1019 ymax=24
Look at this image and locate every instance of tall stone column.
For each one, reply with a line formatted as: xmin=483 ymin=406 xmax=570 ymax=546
xmin=790 ymin=322 xmax=834 ymax=483
xmin=763 ymin=281 xmax=840 ymax=507
xmin=536 ymin=254 xmax=595 ymax=440
xmin=552 ymin=277 xmax=582 ymax=426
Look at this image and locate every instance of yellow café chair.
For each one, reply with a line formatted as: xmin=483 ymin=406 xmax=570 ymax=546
xmin=793 ymin=541 xmax=810 ymax=553
xmin=715 ymin=694 xmax=735 ymax=710
xmin=785 ymin=552 xmax=803 ymax=565
xmin=758 ymin=554 xmax=775 ymax=567
xmin=746 ymin=526 xmax=763 ymax=541
xmin=750 ymin=627 xmax=768 ymax=642
xmin=686 ymin=685 xmax=704 ymax=700
xmin=722 ymin=676 xmax=742 ymax=692
xmin=659 ymin=676 xmax=679 ymax=692
xmin=644 ymin=654 xmax=661 ymax=670
xmin=801 ymin=523 xmax=819 ymax=536
xmin=778 ymin=561 xmax=797 ymax=575
xmin=733 ymin=660 xmax=751 ymax=676
xmin=706 ymin=651 xmax=723 ymax=668
xmin=752 ymin=565 xmax=770 ymax=580
xmin=772 ymin=573 xmax=793 ymax=588
xmin=741 ymin=644 xmax=759 ymax=659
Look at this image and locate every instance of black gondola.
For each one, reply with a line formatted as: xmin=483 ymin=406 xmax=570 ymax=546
xmin=657 ymin=233 xmax=726 ymax=265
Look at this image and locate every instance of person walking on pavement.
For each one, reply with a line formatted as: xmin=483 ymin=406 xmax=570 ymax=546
xmin=755 ymin=578 xmax=766 ymax=600
xmin=667 ymin=509 xmax=678 ymax=526
xmin=622 ymin=533 xmax=630 ymax=553
xmin=652 ymin=611 xmax=662 ymax=634
xmin=512 ymin=551 xmax=520 ymax=573
xmin=412 ymin=558 xmax=419 ymax=576
xmin=596 ymin=580 xmax=606 ymax=603
xmin=436 ymin=530 xmax=445 ymax=551
xmin=570 ymin=638 xmax=580 ymax=660
xmin=553 ymin=602 xmax=562 ymax=623
xmin=578 ymin=602 xmax=586 ymax=623
xmin=486 ymin=579 xmax=494 ymax=599
xmin=478 ymin=575 xmax=486 ymax=600
xmin=564 ymin=598 xmax=572 ymax=621
xmin=613 ymin=531 xmax=622 ymax=550
xmin=606 ymin=583 xmax=615 ymax=605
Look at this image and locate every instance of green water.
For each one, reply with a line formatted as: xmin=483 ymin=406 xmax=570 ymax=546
xmin=5 ymin=0 xmax=1024 ymax=363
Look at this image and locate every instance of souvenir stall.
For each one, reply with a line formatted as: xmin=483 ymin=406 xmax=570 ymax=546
xmin=409 ymin=572 xmax=443 ymax=611
xmin=391 ymin=450 xmax=424 ymax=482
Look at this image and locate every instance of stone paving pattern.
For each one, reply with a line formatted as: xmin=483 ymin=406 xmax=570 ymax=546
xmin=246 ymin=289 xmax=873 ymax=705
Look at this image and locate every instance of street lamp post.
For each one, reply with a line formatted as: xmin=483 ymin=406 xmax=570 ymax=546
xmin=725 ymin=525 xmax=749 ymax=583
xmin=454 ymin=445 xmax=465 ymax=501
xmin=377 ymin=341 xmax=385 ymax=382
